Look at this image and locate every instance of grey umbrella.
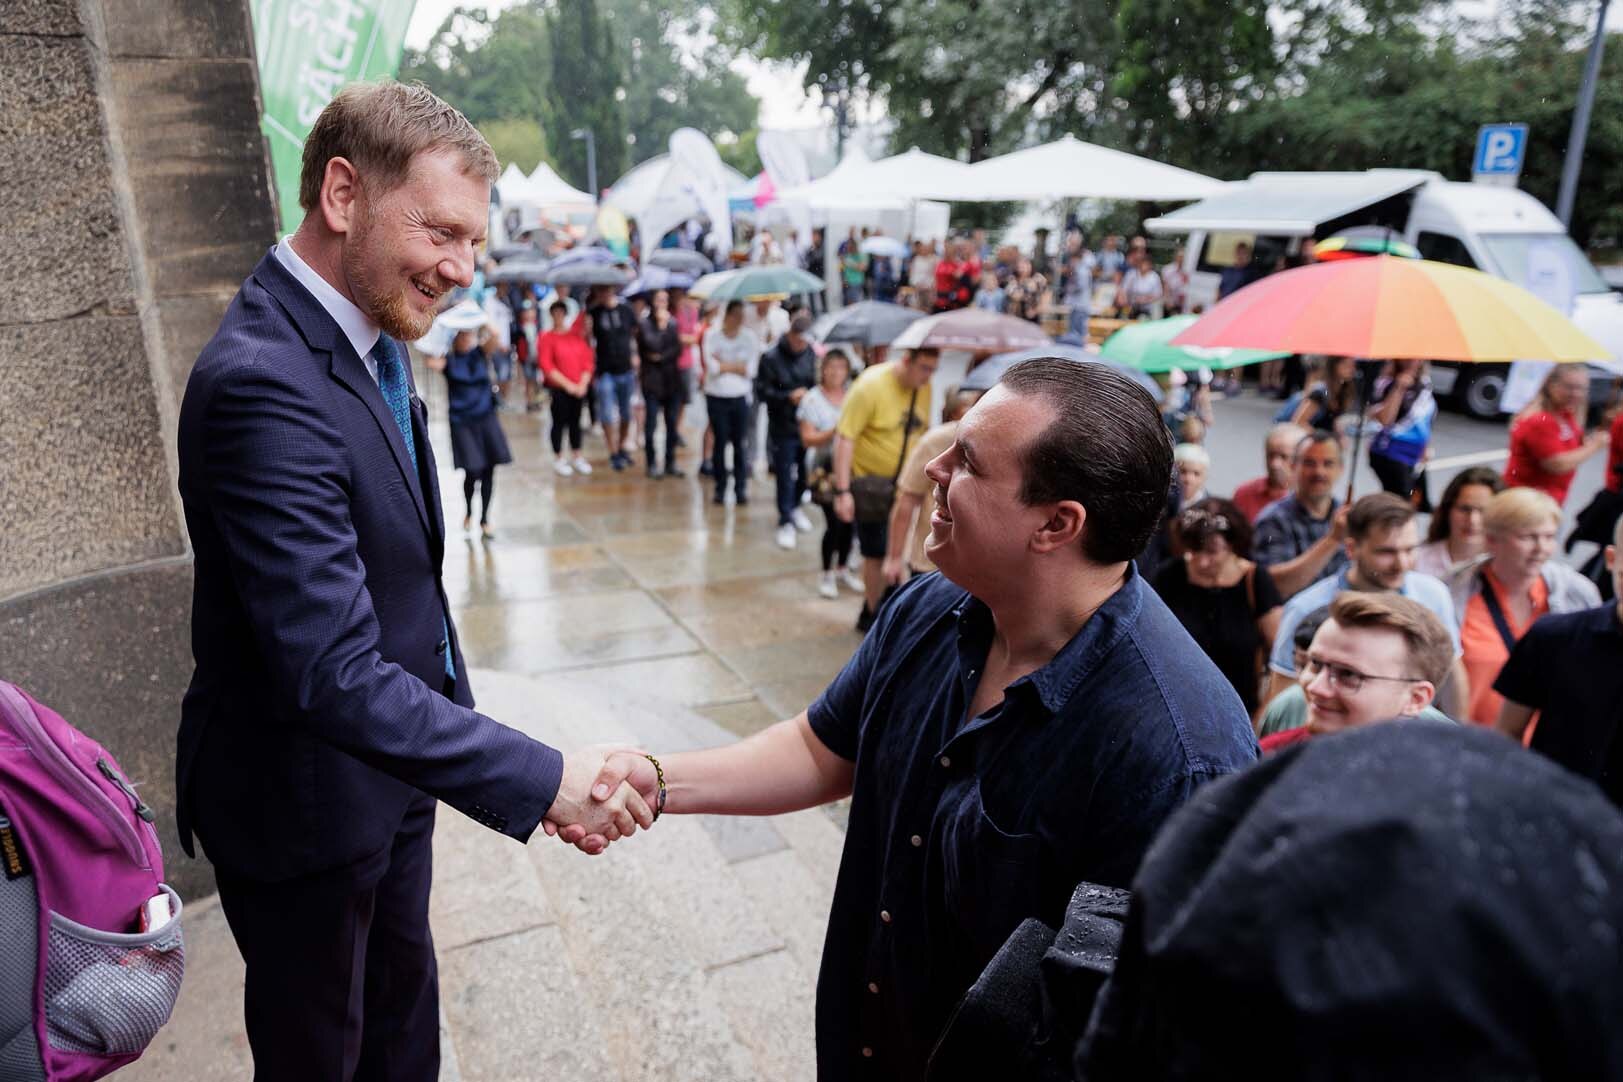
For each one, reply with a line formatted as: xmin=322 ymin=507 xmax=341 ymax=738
xmin=810 ymin=301 xmax=926 ymax=347
xmin=962 ymin=345 xmax=1164 ymax=403
xmin=488 ymin=258 xmax=551 ymax=284
xmin=545 ymin=261 xmax=634 ymax=288
xmin=647 ymin=249 xmax=714 ymax=275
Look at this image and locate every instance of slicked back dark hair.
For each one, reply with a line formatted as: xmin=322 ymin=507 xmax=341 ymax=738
xmin=999 ymin=358 xmax=1173 ymax=564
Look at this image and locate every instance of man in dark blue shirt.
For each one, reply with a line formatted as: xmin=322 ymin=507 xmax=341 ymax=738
xmin=566 ymin=358 xmax=1258 ymax=1079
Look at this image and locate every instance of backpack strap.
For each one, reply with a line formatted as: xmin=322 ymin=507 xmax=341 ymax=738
xmin=1477 ymin=570 xmax=1519 ymax=654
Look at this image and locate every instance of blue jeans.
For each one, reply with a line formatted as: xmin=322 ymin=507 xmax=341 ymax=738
xmin=769 ymin=435 xmax=805 ymax=524
xmin=1067 ymin=304 xmax=1090 ymax=338
xmin=706 ymin=394 xmax=750 ymax=497
xmin=594 ymin=370 xmax=637 ymax=425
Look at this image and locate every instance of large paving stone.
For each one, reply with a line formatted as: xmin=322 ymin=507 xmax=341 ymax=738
xmin=106 ymin=57 xmax=276 ymax=298
xmin=439 ymin=924 xmax=618 ymax=1081
xmin=0 ymin=314 xmax=185 ymax=597
xmin=431 ymin=805 xmax=555 ymax=951
xmin=706 ymin=947 xmax=818 ymax=1082
xmin=730 ymin=847 xmax=835 ymax=981
xmin=0 ymin=33 xmax=134 ymax=323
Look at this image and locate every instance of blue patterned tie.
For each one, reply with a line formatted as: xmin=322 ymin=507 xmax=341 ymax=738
xmin=374 ymin=338 xmax=456 ymax=682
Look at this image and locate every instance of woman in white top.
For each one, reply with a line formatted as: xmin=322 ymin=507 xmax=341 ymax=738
xmin=1415 ymin=467 xmax=1503 ymax=581
xmin=798 ymin=349 xmax=860 ymax=598
xmin=703 ymin=300 xmax=762 ymax=504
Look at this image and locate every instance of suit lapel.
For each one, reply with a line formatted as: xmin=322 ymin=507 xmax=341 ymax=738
xmin=329 ymin=342 xmax=432 ymax=537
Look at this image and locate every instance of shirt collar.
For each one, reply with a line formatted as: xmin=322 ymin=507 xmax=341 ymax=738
xmin=274 ymin=235 xmax=381 ymax=362
xmin=952 ymin=565 xmax=1144 ymax=715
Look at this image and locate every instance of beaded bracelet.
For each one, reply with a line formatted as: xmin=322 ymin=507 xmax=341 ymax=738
xmin=645 ymin=753 xmax=668 ymax=822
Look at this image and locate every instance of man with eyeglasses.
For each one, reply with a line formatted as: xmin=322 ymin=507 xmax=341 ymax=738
xmin=1261 ymin=592 xmax=1454 ymax=753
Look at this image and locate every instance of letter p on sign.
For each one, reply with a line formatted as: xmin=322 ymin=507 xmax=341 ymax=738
xmin=1474 ymin=124 xmax=1527 ymax=182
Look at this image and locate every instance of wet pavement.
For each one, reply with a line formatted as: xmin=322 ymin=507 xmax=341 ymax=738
xmin=421 ymin=375 xmax=864 ymax=740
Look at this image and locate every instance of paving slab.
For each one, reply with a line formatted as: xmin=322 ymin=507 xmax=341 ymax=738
xmin=706 ymin=946 xmax=819 ymax=1082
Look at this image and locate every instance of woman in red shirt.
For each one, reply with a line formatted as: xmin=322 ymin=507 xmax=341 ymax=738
xmin=1504 ymin=365 xmax=1606 ymax=506
xmin=537 ymin=299 xmax=595 ymax=476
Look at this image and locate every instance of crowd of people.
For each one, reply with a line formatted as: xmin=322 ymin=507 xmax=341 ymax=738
xmin=171 ymin=80 xmax=1623 ymax=1082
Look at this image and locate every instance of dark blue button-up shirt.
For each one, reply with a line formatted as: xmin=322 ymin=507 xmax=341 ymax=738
xmin=807 ymin=569 xmax=1257 ymax=1080
xmin=443 ymin=347 xmax=497 ymax=425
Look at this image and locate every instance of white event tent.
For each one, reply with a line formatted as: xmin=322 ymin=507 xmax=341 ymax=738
xmin=962 ymin=134 xmax=1224 ymax=202
xmin=604 ymin=153 xmax=750 ymax=223
xmin=526 ymin=161 xmax=595 ymax=204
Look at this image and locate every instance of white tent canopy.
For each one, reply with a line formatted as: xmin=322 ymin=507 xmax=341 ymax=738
xmin=526 ymin=161 xmax=595 ymax=204
xmin=603 ymin=153 xmax=749 ymax=221
xmin=962 ymin=134 xmax=1224 ymax=202
xmin=779 ymin=147 xmax=973 ymax=208
xmin=495 ymin=163 xmax=534 ymax=205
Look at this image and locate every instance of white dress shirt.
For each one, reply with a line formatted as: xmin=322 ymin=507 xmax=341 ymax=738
xmin=275 ymin=235 xmax=382 ymax=382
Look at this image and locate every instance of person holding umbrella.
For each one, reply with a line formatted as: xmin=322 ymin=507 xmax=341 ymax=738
xmin=1365 ymin=359 xmax=1437 ymax=507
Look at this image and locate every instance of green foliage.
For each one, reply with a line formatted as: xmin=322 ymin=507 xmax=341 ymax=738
xmin=544 ymin=0 xmax=628 ymax=192
xmin=477 ymin=118 xmax=549 ymax=172
xmin=715 ymin=127 xmax=761 ymax=176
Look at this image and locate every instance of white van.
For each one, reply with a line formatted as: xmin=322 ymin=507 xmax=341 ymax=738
xmin=1146 ymin=169 xmax=1623 ymax=418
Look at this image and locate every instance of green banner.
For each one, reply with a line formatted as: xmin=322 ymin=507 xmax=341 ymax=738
xmin=250 ymin=0 xmax=418 ymax=232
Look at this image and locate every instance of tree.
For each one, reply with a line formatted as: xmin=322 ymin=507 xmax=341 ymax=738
xmin=402 ymin=5 xmax=553 ymax=131
xmin=478 ymin=118 xmax=549 ymax=173
xmin=544 ymin=0 xmax=627 ymax=193
xmin=603 ymin=0 xmax=758 ymax=166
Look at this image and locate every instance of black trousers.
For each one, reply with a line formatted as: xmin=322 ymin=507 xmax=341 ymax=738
xmin=707 ymin=394 xmax=750 ymax=497
xmin=216 ymin=794 xmax=440 ymax=1082
xmin=549 ymin=391 xmax=584 ymax=454
xmin=644 ymin=389 xmax=684 ymax=469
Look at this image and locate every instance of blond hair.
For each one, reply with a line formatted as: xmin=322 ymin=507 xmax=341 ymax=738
xmin=1483 ymin=487 xmax=1561 ymax=537
xmin=1328 ymin=592 xmax=1454 ymax=688
xmin=299 ymin=81 xmax=498 ymax=212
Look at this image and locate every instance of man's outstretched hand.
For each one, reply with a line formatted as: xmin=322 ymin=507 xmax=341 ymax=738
xmin=540 ymin=745 xmax=655 ymax=855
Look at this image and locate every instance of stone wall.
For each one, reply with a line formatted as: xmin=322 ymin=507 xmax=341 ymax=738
xmin=0 ymin=0 xmax=276 ymax=902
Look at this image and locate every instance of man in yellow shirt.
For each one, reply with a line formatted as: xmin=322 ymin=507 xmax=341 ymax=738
xmin=832 ymin=348 xmax=939 ymax=630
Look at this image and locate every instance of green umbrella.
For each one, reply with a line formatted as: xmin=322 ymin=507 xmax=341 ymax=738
xmin=1100 ymin=314 xmax=1289 ymax=373
xmin=689 ymin=266 xmax=826 ymax=301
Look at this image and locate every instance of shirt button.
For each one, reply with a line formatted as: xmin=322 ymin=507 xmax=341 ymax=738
xmin=880 ymin=909 xmax=892 ymax=923
xmin=939 ymin=756 xmax=951 ymax=768
xmin=910 ymin=834 xmax=923 ymax=847
xmin=862 ymin=1047 xmax=874 ymax=1058
xmin=868 ymin=982 xmax=879 ymax=994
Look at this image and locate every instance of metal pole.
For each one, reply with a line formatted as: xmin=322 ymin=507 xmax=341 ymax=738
xmin=571 ymin=128 xmax=598 ymax=203
xmin=1556 ymin=0 xmax=1611 ymax=228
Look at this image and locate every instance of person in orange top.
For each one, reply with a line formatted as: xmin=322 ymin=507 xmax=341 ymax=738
xmin=1448 ymin=487 xmax=1600 ymax=725
xmin=536 ymin=300 xmax=595 ymax=476
xmin=1504 ymin=365 xmax=1607 ymax=506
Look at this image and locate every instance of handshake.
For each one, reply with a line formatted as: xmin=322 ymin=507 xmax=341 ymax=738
xmin=538 ymin=745 xmax=663 ymax=855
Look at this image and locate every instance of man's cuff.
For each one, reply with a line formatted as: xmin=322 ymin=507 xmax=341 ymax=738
xmin=504 ymin=738 xmax=565 ymax=843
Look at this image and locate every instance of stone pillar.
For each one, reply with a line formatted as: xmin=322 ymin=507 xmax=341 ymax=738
xmin=0 ymin=0 xmax=276 ymax=902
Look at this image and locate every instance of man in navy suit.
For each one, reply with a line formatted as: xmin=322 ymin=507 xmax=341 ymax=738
xmin=176 ymin=82 xmax=648 ymax=1081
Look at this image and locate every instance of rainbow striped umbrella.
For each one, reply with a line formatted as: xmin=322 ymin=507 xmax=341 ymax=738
xmin=1171 ymin=256 xmax=1605 ymax=362
xmin=1313 ymin=229 xmax=1421 ymax=262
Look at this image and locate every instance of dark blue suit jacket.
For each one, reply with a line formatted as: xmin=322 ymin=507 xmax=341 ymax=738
xmin=176 ymin=248 xmax=562 ymax=883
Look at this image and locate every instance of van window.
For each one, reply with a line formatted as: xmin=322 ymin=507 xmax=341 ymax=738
xmin=1415 ymin=231 xmax=1476 ymax=269
xmin=1480 ymin=233 xmax=1610 ymax=295
xmin=1196 ymin=232 xmax=1255 ymax=273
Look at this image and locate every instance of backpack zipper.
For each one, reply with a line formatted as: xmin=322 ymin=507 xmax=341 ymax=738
xmin=0 ymin=682 xmax=147 ymax=867
xmin=98 ymin=759 xmax=156 ymax=822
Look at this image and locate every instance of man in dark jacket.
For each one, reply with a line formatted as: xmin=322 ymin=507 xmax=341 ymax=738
xmin=756 ymin=313 xmax=818 ymax=548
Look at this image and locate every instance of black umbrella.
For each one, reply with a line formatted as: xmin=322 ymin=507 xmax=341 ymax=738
xmin=810 ymin=301 xmax=925 ymax=347
xmin=648 ymin=248 xmax=714 ymax=275
xmin=489 ymin=242 xmax=543 ymax=262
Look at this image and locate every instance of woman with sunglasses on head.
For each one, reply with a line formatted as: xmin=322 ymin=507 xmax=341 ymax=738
xmin=1151 ymin=497 xmax=1283 ymax=716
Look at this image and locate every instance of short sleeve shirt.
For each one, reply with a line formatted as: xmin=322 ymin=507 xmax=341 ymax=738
xmin=806 ymin=570 xmax=1257 ymax=1080
xmin=1268 ymin=570 xmax=1461 ymax=677
xmin=1496 ymin=604 xmax=1623 ymax=806
xmin=1505 ymin=408 xmax=1584 ymax=505
xmin=895 ymin=422 xmax=957 ymax=572
xmin=1252 ymin=494 xmax=1347 ymax=590
xmin=836 ymin=362 xmax=932 ymax=479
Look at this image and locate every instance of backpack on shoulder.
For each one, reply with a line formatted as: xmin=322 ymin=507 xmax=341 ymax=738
xmin=0 ymin=680 xmax=184 ymax=1081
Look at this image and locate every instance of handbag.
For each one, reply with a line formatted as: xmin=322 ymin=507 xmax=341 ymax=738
xmin=851 ymin=388 xmax=920 ymax=525
xmin=807 ymin=448 xmax=837 ymax=507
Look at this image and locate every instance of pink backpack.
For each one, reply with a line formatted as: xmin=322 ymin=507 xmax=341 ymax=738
xmin=0 ymin=680 xmax=184 ymax=1081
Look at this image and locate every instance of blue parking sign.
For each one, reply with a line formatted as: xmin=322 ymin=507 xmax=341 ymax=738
xmin=1474 ymin=124 xmax=1528 ymax=178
